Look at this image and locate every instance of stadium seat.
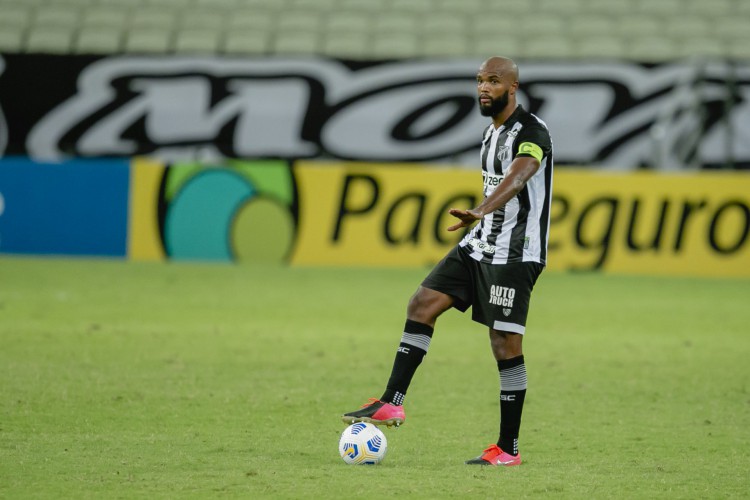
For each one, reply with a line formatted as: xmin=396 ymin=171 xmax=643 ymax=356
xmin=276 ymin=11 xmax=321 ymax=32
xmin=473 ymin=17 xmax=521 ymax=38
xmin=0 ymin=4 xmax=32 ymax=26
xmin=685 ymin=0 xmax=734 ymax=16
xmin=227 ymin=10 xmax=275 ymax=30
xmin=222 ymin=30 xmax=271 ymax=54
xmin=124 ymin=28 xmax=173 ymax=53
xmin=180 ymin=10 xmax=226 ymax=30
xmin=272 ymin=31 xmax=320 ymax=55
xmin=74 ymin=26 xmax=123 ymax=54
xmin=580 ymin=0 xmax=633 ymax=15
xmin=663 ymin=17 xmax=713 ymax=38
xmin=25 ymin=26 xmax=75 ymax=53
xmin=98 ymin=0 xmax=146 ymax=8
xmin=616 ymin=16 xmax=661 ymax=38
xmin=532 ymin=15 xmax=566 ymax=35
xmin=321 ymin=32 xmax=369 ymax=59
xmin=627 ymin=36 xmax=679 ymax=62
xmin=568 ymin=15 xmax=617 ymax=37
xmin=522 ymin=36 xmax=575 ymax=59
xmin=676 ymin=37 xmax=727 ymax=59
xmin=419 ymin=14 xmax=467 ymax=37
xmin=419 ymin=35 xmax=470 ymax=57
xmin=33 ymin=6 xmax=81 ymax=28
xmin=371 ymin=34 xmax=419 ymax=59
xmin=467 ymin=35 xmax=521 ymax=59
xmin=0 ymin=26 xmax=25 ymax=53
xmin=633 ymin=0 xmax=685 ymax=15
xmin=193 ymin=0 xmax=239 ymax=9
xmin=174 ymin=29 xmax=221 ymax=53
xmin=130 ymin=8 xmax=176 ymax=29
xmin=82 ymin=7 xmax=131 ymax=29
xmin=574 ymin=36 xmax=627 ymax=59
xmin=324 ymin=12 xmax=370 ymax=35
xmin=288 ymin=0 xmax=338 ymax=10
xmin=389 ymin=0 xmax=434 ymax=14
xmin=433 ymin=0 xmax=483 ymax=14
xmin=337 ymin=0 xmax=386 ymax=12
xmin=726 ymin=38 xmax=750 ymax=59
xmin=535 ymin=0 xmax=586 ymax=15
xmin=372 ymin=13 xmax=418 ymax=36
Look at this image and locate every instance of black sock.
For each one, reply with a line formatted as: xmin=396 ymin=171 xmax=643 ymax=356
xmin=380 ymin=320 xmax=433 ymax=406
xmin=497 ymin=355 xmax=527 ymax=456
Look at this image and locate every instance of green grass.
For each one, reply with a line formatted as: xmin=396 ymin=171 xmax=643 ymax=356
xmin=1 ymin=256 xmax=749 ymax=498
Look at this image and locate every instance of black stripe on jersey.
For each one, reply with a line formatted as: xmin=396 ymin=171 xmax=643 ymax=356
xmin=507 ymin=188 xmax=531 ymax=261
xmin=484 ymin=208 xmax=506 ymax=263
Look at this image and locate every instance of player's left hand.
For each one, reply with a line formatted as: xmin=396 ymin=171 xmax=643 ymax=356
xmin=447 ymin=208 xmax=483 ymax=231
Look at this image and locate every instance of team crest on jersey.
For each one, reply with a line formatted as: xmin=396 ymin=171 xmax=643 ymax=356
xmin=497 ymin=145 xmax=511 ymax=162
xmin=503 ymin=308 xmax=512 ymax=317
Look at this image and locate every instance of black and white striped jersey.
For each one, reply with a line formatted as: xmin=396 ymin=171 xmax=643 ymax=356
xmin=459 ymin=105 xmax=554 ymax=265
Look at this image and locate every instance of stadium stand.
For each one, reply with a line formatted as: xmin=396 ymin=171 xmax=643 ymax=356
xmin=0 ymin=0 xmax=747 ymax=60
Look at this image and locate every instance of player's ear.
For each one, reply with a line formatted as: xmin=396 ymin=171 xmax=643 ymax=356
xmin=510 ymin=80 xmax=519 ymax=95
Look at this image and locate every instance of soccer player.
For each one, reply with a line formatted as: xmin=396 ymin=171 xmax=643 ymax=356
xmin=342 ymin=56 xmax=553 ymax=466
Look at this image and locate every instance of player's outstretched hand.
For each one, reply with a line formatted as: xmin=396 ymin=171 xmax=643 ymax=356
xmin=447 ymin=208 xmax=482 ymax=231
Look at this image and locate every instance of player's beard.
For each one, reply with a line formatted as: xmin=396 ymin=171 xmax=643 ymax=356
xmin=479 ymin=90 xmax=510 ymax=117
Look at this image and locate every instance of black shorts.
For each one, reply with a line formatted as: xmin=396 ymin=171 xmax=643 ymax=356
xmin=421 ymin=245 xmax=544 ymax=334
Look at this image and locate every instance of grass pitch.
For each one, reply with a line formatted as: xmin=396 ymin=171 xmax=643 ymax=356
xmin=1 ymin=256 xmax=749 ymax=498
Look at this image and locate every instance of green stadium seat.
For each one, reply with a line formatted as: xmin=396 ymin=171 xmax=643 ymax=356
xmin=174 ymin=29 xmax=221 ymax=53
xmin=420 ymin=35 xmax=470 ymax=57
xmin=324 ymin=12 xmax=370 ymax=34
xmin=468 ymin=35 xmax=521 ymax=59
xmin=25 ymin=26 xmax=75 ymax=53
xmin=272 ymin=31 xmax=320 ymax=55
xmin=568 ymin=15 xmax=617 ymax=37
xmin=434 ymin=0 xmax=484 ymax=14
xmin=288 ymin=0 xmax=338 ymax=10
xmin=389 ymin=0 xmax=434 ymax=14
xmin=616 ymin=16 xmax=661 ymax=38
xmin=574 ymin=36 xmax=627 ymax=59
xmin=535 ymin=0 xmax=586 ymax=15
xmin=522 ymin=36 xmax=575 ymax=59
xmin=82 ymin=6 xmax=131 ymax=28
xmin=180 ymin=10 xmax=226 ymax=30
xmin=74 ymin=26 xmax=123 ymax=54
xmin=222 ymin=30 xmax=271 ymax=54
xmin=124 ymin=28 xmax=172 ymax=53
xmin=419 ymin=14 xmax=467 ymax=37
xmin=321 ymin=32 xmax=369 ymax=59
xmin=276 ymin=11 xmax=321 ymax=32
xmin=0 ymin=26 xmax=25 ymax=53
xmin=627 ymin=36 xmax=679 ymax=62
xmin=33 ymin=6 xmax=81 ymax=28
xmin=0 ymin=4 xmax=32 ymax=26
xmin=371 ymin=34 xmax=419 ymax=59
xmin=130 ymin=8 xmax=176 ymax=29
xmin=227 ymin=10 xmax=275 ymax=30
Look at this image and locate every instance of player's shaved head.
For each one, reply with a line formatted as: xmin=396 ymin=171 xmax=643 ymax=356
xmin=479 ymin=56 xmax=519 ymax=83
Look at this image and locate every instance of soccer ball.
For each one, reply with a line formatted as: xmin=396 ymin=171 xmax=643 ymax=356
xmin=338 ymin=422 xmax=388 ymax=465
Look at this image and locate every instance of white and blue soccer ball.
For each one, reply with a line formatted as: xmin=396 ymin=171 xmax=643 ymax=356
xmin=338 ymin=422 xmax=388 ymax=465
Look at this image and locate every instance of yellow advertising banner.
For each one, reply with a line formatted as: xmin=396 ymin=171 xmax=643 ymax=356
xmin=290 ymin=162 xmax=478 ymax=267
xmin=291 ymin=162 xmax=750 ymax=277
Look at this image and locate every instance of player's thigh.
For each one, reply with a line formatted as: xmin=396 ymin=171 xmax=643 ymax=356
xmin=407 ymin=286 xmax=454 ymax=324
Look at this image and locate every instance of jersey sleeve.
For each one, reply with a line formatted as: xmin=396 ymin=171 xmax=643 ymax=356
xmin=514 ymin=125 xmax=552 ymax=162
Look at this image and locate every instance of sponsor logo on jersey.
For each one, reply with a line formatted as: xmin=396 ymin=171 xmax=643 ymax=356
xmin=490 ymin=285 xmax=515 ymax=307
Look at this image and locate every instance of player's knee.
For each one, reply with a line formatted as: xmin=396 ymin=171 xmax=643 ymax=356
xmin=407 ymin=287 xmax=449 ymax=323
